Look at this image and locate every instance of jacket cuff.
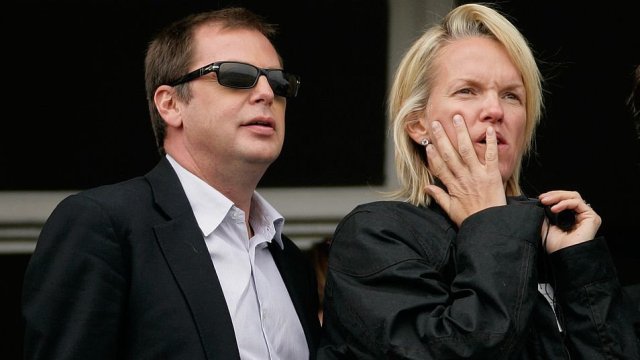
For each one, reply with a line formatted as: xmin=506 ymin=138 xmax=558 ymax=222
xmin=459 ymin=203 xmax=544 ymax=246
xmin=549 ymin=237 xmax=618 ymax=290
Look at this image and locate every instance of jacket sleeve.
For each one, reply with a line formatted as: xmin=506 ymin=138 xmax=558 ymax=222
xmin=550 ymin=237 xmax=640 ymax=359
xmin=318 ymin=202 xmax=544 ymax=359
xmin=22 ymin=194 xmax=127 ymax=360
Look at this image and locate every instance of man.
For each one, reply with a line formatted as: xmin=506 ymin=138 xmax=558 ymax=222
xmin=23 ymin=7 xmax=321 ymax=359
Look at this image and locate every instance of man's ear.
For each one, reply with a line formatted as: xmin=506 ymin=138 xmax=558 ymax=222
xmin=154 ymin=85 xmax=182 ymax=127
xmin=405 ymin=114 xmax=429 ymax=145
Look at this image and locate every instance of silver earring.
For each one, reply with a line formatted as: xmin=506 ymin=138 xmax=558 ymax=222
xmin=420 ymin=138 xmax=429 ymax=146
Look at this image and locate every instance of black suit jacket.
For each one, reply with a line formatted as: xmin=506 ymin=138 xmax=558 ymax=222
xmin=23 ymin=158 xmax=321 ymax=359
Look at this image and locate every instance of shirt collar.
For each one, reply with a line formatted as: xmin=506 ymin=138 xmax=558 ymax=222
xmin=251 ymin=191 xmax=285 ymax=249
xmin=166 ymin=155 xmax=285 ymax=249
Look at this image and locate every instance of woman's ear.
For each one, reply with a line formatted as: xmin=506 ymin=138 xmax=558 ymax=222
xmin=154 ymin=85 xmax=182 ymax=128
xmin=405 ymin=114 xmax=429 ymax=145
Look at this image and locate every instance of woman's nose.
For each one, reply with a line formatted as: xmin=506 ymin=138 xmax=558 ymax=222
xmin=480 ymin=94 xmax=504 ymax=122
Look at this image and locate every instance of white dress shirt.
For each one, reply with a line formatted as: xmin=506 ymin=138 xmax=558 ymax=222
xmin=167 ymin=155 xmax=308 ymax=360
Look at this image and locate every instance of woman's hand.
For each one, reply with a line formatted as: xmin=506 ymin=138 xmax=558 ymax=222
xmin=538 ymin=190 xmax=601 ymax=253
xmin=424 ymin=114 xmax=506 ymax=226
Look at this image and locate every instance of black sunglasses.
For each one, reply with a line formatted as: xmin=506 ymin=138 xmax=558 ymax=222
xmin=167 ymin=61 xmax=301 ymax=98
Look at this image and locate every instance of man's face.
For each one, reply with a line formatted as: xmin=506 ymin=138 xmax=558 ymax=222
xmin=177 ymin=26 xmax=287 ymax=173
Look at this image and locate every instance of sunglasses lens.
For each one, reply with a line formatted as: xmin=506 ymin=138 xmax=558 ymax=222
xmin=268 ymin=71 xmax=299 ymax=98
xmin=218 ymin=62 xmax=259 ymax=88
xmin=217 ymin=62 xmax=299 ymax=98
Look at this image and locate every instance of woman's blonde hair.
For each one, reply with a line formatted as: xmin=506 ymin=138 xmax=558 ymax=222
xmin=388 ymin=3 xmax=542 ymax=206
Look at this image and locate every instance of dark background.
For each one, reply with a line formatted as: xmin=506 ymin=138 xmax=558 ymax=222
xmin=4 ymin=0 xmax=388 ymax=189
xmin=3 ymin=0 xmax=639 ymax=358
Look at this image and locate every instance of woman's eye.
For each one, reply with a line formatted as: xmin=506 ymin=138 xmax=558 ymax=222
xmin=456 ymin=88 xmax=474 ymax=95
xmin=504 ymin=92 xmax=522 ymax=102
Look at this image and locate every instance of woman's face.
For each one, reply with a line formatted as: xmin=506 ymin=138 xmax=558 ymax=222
xmin=420 ymin=36 xmax=527 ymax=183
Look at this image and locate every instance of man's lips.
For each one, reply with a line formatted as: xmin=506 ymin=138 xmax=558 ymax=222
xmin=242 ymin=117 xmax=275 ymax=129
xmin=241 ymin=117 xmax=276 ymax=136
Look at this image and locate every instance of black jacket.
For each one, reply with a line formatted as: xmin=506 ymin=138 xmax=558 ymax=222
xmin=318 ymin=199 xmax=640 ymax=359
xmin=23 ymin=158 xmax=321 ymax=359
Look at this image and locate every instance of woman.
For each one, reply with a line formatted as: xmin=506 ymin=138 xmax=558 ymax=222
xmin=317 ymin=4 xmax=640 ymax=359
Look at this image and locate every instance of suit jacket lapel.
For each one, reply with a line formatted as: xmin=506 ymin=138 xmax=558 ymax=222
xmin=147 ymin=159 xmax=241 ymax=360
xmin=269 ymin=240 xmax=320 ymax=353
